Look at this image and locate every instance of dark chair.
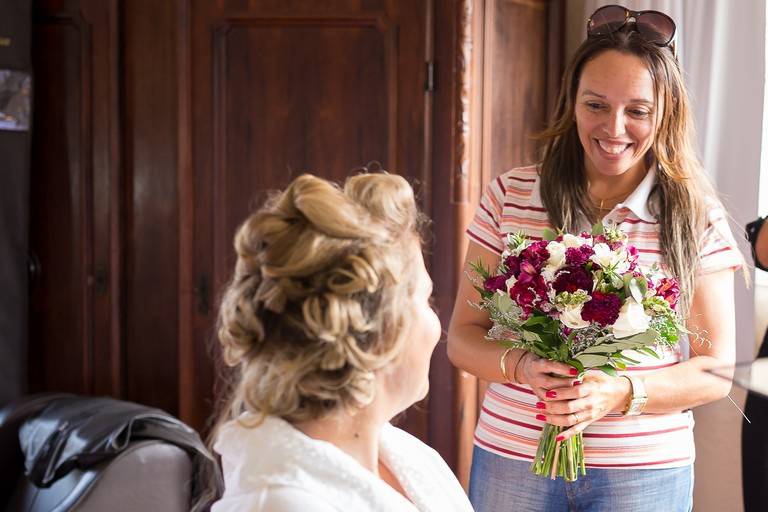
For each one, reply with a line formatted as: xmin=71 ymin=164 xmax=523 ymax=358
xmin=0 ymin=393 xmax=198 ymax=512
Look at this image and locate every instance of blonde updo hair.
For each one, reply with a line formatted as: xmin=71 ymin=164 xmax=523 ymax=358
xmin=216 ymin=172 xmax=426 ymax=425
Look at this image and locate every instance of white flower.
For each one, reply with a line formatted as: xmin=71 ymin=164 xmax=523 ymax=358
xmin=546 ymin=241 xmax=566 ymax=270
xmin=612 ymin=299 xmax=651 ymax=339
xmin=591 ymin=243 xmax=630 ymax=274
xmin=563 ymin=233 xmax=591 ymax=248
xmin=560 ymin=304 xmax=589 ymax=329
xmin=505 ymin=275 xmax=517 ymax=291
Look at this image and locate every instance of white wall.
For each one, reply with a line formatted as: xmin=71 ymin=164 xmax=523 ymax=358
xmin=565 ymin=2 xmax=766 ymax=511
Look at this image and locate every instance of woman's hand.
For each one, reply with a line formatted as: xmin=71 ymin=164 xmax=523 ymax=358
xmin=515 ymin=352 xmax=581 ymax=401
xmin=535 ymin=370 xmax=632 ymax=441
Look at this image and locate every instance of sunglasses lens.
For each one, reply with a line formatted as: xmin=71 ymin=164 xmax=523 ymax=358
xmin=637 ymin=12 xmax=676 ymax=45
xmin=588 ymin=5 xmax=627 ymax=36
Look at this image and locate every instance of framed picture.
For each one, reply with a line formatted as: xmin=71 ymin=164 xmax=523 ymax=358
xmin=0 ymin=69 xmax=30 ymax=131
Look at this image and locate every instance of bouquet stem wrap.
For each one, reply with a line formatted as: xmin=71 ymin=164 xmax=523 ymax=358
xmin=532 ymin=425 xmax=586 ymax=481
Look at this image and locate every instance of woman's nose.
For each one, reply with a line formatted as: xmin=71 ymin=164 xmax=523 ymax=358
xmin=602 ymin=111 xmax=627 ymax=137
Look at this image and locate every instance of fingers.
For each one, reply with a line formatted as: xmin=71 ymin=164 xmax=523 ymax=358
xmin=556 ymin=421 xmax=589 ymax=442
xmin=530 ymin=357 xmax=579 ymax=378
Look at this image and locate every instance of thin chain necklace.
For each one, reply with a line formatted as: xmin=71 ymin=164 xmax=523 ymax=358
xmin=587 ymin=182 xmax=633 ymax=212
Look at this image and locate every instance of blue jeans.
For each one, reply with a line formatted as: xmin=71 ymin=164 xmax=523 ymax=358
xmin=469 ymin=446 xmax=693 ymax=512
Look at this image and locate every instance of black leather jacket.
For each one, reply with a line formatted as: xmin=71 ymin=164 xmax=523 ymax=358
xmin=19 ymin=395 xmax=222 ymax=500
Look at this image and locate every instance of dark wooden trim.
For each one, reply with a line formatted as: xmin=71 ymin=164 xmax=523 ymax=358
xmin=546 ymin=0 xmax=565 ymax=118
xmin=177 ymin=0 xmax=196 ymax=425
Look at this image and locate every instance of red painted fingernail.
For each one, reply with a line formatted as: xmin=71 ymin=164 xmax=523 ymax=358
xmin=536 ymin=414 xmax=546 ymax=421
xmin=536 ymin=401 xmax=546 ymax=409
xmin=546 ymin=390 xmax=557 ymax=398
xmin=569 ymin=368 xmax=578 ymax=376
xmin=556 ymin=434 xmax=565 ymax=442
xmin=573 ymin=381 xmax=582 ymax=387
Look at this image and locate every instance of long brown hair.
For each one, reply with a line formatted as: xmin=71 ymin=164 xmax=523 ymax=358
xmin=539 ymin=29 xmax=732 ymax=316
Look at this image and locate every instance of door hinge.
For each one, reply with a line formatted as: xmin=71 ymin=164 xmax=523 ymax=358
xmin=425 ymin=61 xmax=435 ymax=92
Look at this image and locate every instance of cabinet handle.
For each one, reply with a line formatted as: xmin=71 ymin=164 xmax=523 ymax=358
xmin=194 ymin=274 xmax=210 ymax=315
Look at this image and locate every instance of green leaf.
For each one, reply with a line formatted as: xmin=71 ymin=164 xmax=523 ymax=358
xmin=617 ymin=328 xmax=659 ymax=347
xmin=523 ymin=314 xmax=550 ymax=326
xmin=615 ymin=352 xmax=641 ymax=365
xmin=521 ymin=330 xmax=542 ymax=342
xmin=591 ymin=223 xmax=605 ymax=236
xmin=575 ymin=353 xmax=610 ymax=368
xmin=636 ymin=346 xmax=661 ymax=359
xmin=598 ymin=364 xmax=618 ymax=377
xmin=491 ymin=292 xmax=514 ymax=314
xmin=542 ymin=228 xmax=559 ymax=241
xmin=469 ymin=259 xmax=491 ymax=280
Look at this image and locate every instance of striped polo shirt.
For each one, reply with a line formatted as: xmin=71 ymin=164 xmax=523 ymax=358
xmin=468 ymin=165 xmax=743 ymax=469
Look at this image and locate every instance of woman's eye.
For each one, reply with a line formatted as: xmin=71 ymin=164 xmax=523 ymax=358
xmin=628 ymin=109 xmax=651 ymax=118
xmin=585 ymin=102 xmax=604 ymax=111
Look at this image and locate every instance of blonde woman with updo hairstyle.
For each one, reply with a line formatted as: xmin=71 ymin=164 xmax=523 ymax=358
xmin=209 ymin=173 xmax=473 ymax=512
xmin=448 ymin=5 xmax=744 ymax=512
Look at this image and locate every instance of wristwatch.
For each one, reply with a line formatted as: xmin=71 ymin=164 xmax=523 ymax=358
xmin=622 ymin=375 xmax=647 ymax=416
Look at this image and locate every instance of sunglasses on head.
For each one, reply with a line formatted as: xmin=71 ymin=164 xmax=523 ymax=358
xmin=587 ymin=4 xmax=676 ymax=47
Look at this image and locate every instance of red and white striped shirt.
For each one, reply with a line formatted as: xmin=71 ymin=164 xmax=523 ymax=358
xmin=468 ymin=165 xmax=742 ymax=469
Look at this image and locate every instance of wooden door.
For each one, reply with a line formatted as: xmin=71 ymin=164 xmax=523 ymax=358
xmin=29 ymin=0 xmax=121 ymax=398
xmin=180 ymin=0 xmax=434 ymax=437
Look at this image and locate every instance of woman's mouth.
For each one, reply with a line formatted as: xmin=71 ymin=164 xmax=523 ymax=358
xmin=595 ymin=139 xmax=633 ymax=157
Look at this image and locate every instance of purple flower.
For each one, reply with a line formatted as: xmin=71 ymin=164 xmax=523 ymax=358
xmin=552 ymin=266 xmax=594 ymax=294
xmin=626 ymin=245 xmax=640 ymax=272
xmin=581 ymin=291 xmax=621 ymax=326
xmin=510 ymin=274 xmax=549 ymax=315
xmin=483 ymin=274 xmax=508 ymax=293
xmin=520 ymin=241 xmax=550 ymax=271
xmin=656 ymin=278 xmax=680 ymax=309
xmin=565 ymin=245 xmax=594 ymax=266
xmin=504 ymin=254 xmax=521 ymax=278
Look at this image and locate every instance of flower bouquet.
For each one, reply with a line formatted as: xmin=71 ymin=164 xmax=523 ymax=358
xmin=471 ymin=224 xmax=686 ymax=481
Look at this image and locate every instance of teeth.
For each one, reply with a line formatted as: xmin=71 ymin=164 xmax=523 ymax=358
xmin=598 ymin=140 xmax=629 ymax=154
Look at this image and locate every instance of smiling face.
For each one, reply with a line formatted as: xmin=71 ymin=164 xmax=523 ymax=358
xmin=575 ymin=50 xmax=659 ymax=182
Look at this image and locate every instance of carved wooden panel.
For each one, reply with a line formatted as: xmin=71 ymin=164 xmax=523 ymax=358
xmin=29 ymin=1 xmax=120 ymax=398
xmin=482 ymin=0 xmax=554 ymax=181
xmin=183 ymin=0 xmax=432 ymax=435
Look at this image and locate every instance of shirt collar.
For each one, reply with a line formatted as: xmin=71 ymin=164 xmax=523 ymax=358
xmin=530 ymin=165 xmax=657 ymax=223
xmin=615 ymin=165 xmax=656 ymax=222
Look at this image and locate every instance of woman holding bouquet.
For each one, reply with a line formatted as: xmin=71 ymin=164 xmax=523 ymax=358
xmin=448 ymin=5 xmax=744 ymax=511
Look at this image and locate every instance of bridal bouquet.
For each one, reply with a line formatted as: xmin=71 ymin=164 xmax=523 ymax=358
xmin=471 ymin=224 xmax=686 ymax=481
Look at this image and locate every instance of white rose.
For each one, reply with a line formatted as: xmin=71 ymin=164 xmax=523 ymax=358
xmin=562 ymin=233 xmax=590 ymax=248
xmin=612 ymin=299 xmax=651 ymax=339
xmin=546 ymin=241 xmax=566 ymax=270
xmin=560 ymin=304 xmax=589 ymax=329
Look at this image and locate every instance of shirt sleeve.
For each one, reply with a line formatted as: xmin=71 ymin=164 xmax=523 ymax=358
xmin=696 ymin=201 xmax=745 ymax=275
xmin=466 ymin=175 xmax=507 ymax=254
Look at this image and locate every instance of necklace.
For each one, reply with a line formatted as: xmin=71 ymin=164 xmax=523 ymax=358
xmin=587 ymin=183 xmax=632 ymax=212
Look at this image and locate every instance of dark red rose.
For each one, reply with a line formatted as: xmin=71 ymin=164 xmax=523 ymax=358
xmin=552 ymin=266 xmax=594 ymax=294
xmin=483 ymin=274 xmax=508 ymax=293
xmin=504 ymin=254 xmax=521 ymax=278
xmin=581 ymin=291 xmax=621 ymax=326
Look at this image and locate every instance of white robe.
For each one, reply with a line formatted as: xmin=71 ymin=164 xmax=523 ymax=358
xmin=211 ymin=414 xmax=474 ymax=512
